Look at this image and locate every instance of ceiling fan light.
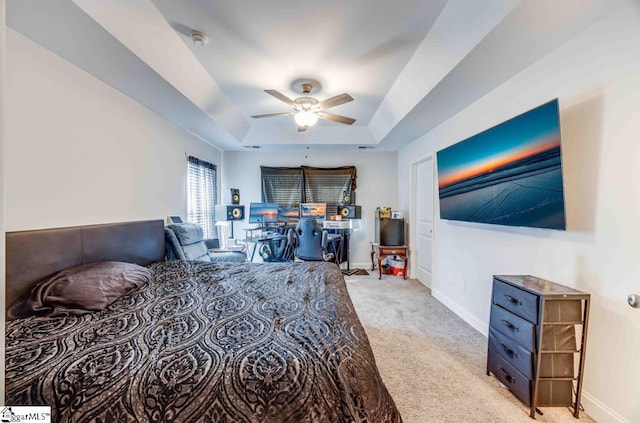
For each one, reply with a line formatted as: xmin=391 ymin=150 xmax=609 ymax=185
xmin=295 ymin=111 xmax=318 ymax=127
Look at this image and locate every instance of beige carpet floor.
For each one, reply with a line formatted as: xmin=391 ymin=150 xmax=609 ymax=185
xmin=344 ymin=274 xmax=596 ymax=423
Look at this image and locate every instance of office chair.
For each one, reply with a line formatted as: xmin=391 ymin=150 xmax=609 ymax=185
xmin=287 ymin=218 xmax=334 ymax=262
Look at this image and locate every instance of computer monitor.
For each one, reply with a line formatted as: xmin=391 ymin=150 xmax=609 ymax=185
xmin=278 ymin=207 xmax=300 ymax=222
xmin=299 ymin=203 xmax=327 ymax=220
xmin=248 ymin=202 xmax=278 ymax=224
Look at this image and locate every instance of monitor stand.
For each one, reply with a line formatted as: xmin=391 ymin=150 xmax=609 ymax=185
xmin=340 ymin=229 xmax=358 ymax=275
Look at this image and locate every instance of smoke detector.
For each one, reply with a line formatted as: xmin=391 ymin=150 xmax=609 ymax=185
xmin=191 ymin=31 xmax=209 ymax=47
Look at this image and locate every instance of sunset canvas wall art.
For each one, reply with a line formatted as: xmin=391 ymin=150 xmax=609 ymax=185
xmin=437 ymin=99 xmax=566 ymax=230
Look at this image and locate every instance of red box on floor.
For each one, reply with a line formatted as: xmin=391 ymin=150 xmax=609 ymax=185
xmin=391 ymin=266 xmax=405 ymax=277
xmin=388 ymin=257 xmax=405 ymax=277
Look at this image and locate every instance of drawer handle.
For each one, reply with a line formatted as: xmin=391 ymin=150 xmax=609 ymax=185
xmin=504 ymin=294 xmax=523 ymax=306
xmin=499 ymin=367 xmax=516 ymax=384
xmin=501 ymin=319 xmax=519 ymax=332
xmin=500 ymin=343 xmax=518 ymax=358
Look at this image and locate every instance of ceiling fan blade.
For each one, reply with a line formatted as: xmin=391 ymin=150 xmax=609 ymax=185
xmin=298 ymin=125 xmax=309 ymax=132
xmin=264 ymin=89 xmax=296 ymax=106
xmin=251 ymin=111 xmax=294 ymax=119
xmin=318 ymin=112 xmax=356 ymax=125
xmin=318 ymin=93 xmax=353 ymax=109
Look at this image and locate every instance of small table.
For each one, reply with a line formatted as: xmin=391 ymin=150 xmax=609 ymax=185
xmin=370 ymin=244 xmax=409 ymax=280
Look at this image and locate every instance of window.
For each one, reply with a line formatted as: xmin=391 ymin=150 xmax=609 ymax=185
xmin=187 ymin=156 xmax=217 ymax=238
xmin=261 ymin=167 xmax=303 ymax=207
xmin=261 ymin=166 xmax=356 ymax=218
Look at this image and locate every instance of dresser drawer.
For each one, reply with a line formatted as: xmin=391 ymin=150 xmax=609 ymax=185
xmin=378 ymin=247 xmax=406 ymax=256
xmin=537 ymin=380 xmax=574 ymax=406
xmin=541 ymin=325 xmax=576 ymax=351
xmin=488 ymin=327 xmax=534 ymax=379
xmin=493 ymin=278 xmax=539 ymax=323
xmin=488 ymin=350 xmax=531 ymax=406
xmin=543 ymin=300 xmax=582 ymax=323
xmin=489 ymin=304 xmax=536 ymax=352
xmin=539 ymin=353 xmax=574 ymax=378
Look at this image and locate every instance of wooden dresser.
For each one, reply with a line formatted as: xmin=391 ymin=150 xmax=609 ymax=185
xmin=487 ymin=275 xmax=590 ymax=419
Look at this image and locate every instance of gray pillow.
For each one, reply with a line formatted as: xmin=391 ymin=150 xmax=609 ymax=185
xmin=7 ymin=261 xmax=151 ymax=319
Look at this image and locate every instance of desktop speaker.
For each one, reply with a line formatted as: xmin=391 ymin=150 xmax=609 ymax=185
xmin=215 ymin=204 xmax=244 ymax=221
xmin=337 ymin=205 xmax=361 ymax=220
xmin=340 ymin=190 xmax=355 ymax=205
xmin=230 ymin=188 xmax=240 ymax=205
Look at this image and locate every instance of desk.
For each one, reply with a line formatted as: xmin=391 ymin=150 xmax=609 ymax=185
xmin=370 ymin=244 xmax=409 ymax=280
xmin=246 ymin=233 xmax=289 ymax=262
xmin=244 ymin=225 xmax=294 ymax=262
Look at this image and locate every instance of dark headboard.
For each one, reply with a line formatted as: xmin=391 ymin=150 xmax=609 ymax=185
xmin=6 ymin=219 xmax=165 ymax=309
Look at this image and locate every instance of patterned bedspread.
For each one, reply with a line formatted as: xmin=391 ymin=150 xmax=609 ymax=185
xmin=6 ymin=260 xmax=402 ymax=423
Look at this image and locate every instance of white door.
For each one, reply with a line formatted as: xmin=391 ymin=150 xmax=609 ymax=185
xmin=413 ymin=157 xmax=433 ymax=287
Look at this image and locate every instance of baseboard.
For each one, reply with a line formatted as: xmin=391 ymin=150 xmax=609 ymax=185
xmin=581 ymin=390 xmax=631 ymax=423
xmin=431 ymin=288 xmax=487 ymax=336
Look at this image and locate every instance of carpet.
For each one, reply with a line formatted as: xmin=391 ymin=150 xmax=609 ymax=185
xmin=351 ymin=268 xmax=369 ymax=276
xmin=344 ymin=275 xmax=596 ymax=423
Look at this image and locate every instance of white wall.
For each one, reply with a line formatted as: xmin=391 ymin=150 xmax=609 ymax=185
xmin=1 ymin=0 xmax=7 ymax=402
xmin=5 ymin=29 xmax=222 ymax=231
xmin=223 ymin=150 xmax=398 ymax=266
xmin=399 ymin=2 xmax=640 ymax=422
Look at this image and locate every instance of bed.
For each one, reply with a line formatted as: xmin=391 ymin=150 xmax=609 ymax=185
xmin=5 ymin=220 xmax=401 ymax=422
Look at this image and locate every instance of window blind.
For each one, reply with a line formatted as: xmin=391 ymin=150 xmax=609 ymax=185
xmin=261 ymin=167 xmax=303 ymax=207
xmin=261 ymin=165 xmax=356 ymax=218
xmin=187 ymin=156 xmax=217 ymax=238
xmin=303 ymin=167 xmax=356 ymax=218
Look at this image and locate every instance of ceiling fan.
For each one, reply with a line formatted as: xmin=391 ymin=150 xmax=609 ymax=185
xmin=251 ymin=83 xmax=356 ymax=132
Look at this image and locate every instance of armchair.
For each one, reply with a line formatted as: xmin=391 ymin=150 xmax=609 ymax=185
xmin=165 ymin=222 xmax=246 ymax=263
xmin=288 ymin=218 xmax=335 ymax=262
